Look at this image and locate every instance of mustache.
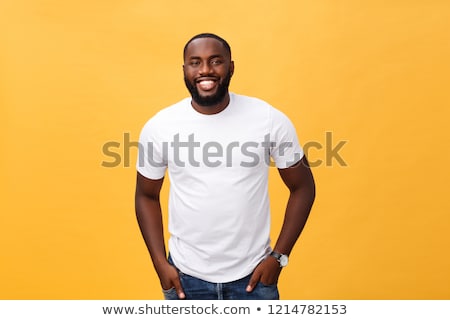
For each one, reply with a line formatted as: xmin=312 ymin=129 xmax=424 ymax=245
xmin=184 ymin=70 xmax=232 ymax=107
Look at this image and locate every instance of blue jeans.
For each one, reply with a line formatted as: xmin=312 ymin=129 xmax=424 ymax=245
xmin=163 ymin=255 xmax=279 ymax=300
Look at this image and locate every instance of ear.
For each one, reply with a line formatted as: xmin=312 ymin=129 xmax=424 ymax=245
xmin=230 ymin=60 xmax=235 ymax=77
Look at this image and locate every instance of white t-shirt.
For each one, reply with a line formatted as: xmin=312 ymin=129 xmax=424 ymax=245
xmin=137 ymin=93 xmax=303 ymax=283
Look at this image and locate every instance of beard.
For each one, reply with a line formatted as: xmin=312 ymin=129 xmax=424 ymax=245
xmin=184 ymin=70 xmax=232 ymax=107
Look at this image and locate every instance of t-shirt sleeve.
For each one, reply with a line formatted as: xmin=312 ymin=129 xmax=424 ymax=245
xmin=270 ymin=108 xmax=304 ymax=169
xmin=136 ymin=118 xmax=167 ymax=179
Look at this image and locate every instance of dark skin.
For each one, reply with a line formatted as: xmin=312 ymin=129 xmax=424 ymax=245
xmin=183 ymin=37 xmax=234 ymax=115
xmin=246 ymin=156 xmax=315 ymax=292
xmin=135 ymin=37 xmax=316 ymax=299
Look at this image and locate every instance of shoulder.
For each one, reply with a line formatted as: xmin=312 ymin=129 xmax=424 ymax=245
xmin=230 ymin=93 xmax=275 ymax=120
xmin=141 ymin=97 xmax=190 ymax=130
xmin=150 ymin=97 xmax=190 ymax=122
xmin=232 ymin=93 xmax=293 ymax=123
xmin=231 ymin=92 xmax=272 ymax=109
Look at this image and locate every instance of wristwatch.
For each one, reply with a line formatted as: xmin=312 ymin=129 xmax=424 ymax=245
xmin=270 ymin=251 xmax=289 ymax=267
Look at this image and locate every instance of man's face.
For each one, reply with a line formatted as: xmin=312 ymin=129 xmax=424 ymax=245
xmin=183 ymin=37 xmax=234 ymax=107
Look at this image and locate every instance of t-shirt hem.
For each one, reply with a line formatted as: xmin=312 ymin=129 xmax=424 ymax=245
xmin=136 ymin=167 xmax=165 ymax=180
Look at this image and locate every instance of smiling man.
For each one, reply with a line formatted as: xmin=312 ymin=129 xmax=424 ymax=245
xmin=135 ymin=33 xmax=315 ymax=300
xmin=182 ymin=35 xmax=233 ymax=113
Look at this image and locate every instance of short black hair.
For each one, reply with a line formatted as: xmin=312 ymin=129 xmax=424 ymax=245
xmin=183 ymin=33 xmax=231 ymax=59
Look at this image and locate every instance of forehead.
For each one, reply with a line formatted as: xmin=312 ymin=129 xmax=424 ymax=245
xmin=184 ymin=37 xmax=229 ymax=59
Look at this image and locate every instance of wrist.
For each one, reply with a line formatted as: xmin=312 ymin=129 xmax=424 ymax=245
xmin=152 ymin=255 xmax=171 ymax=272
xmin=269 ymin=250 xmax=289 ymax=267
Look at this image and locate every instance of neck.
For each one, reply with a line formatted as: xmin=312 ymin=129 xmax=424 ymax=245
xmin=191 ymin=93 xmax=230 ymax=115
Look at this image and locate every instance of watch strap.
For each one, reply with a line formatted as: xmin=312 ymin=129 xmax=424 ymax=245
xmin=270 ymin=250 xmax=288 ymax=267
xmin=270 ymin=251 xmax=282 ymax=260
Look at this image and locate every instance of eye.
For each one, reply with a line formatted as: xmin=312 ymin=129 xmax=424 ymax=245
xmin=210 ymin=59 xmax=223 ymax=65
xmin=189 ymin=60 xmax=200 ymax=66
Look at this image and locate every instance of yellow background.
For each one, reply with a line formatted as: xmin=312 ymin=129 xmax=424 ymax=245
xmin=1 ymin=0 xmax=449 ymax=299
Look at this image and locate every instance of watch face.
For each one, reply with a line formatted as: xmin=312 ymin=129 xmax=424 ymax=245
xmin=280 ymin=255 xmax=289 ymax=267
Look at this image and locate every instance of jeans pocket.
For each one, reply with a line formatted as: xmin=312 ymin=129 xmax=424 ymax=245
xmin=254 ymin=281 xmax=279 ymax=300
xmin=162 ymin=287 xmax=179 ymax=300
xmin=258 ymin=278 xmax=278 ymax=287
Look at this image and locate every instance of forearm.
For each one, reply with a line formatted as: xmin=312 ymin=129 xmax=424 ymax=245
xmin=135 ymin=189 xmax=185 ymax=298
xmin=247 ymin=184 xmax=315 ymax=290
xmin=135 ymin=194 xmax=169 ymax=273
xmin=273 ymin=184 xmax=315 ymax=255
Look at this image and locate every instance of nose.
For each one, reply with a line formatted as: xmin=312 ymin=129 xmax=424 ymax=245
xmin=199 ymin=61 xmax=212 ymax=75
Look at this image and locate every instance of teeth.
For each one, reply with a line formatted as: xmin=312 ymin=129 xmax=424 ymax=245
xmin=198 ymin=80 xmax=215 ymax=91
